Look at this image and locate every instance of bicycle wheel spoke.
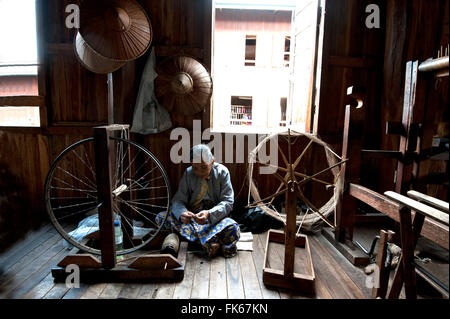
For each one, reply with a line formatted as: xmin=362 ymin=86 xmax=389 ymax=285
xmin=126 ymin=175 xmax=165 ymax=192
xmin=56 ymin=166 xmax=97 ymax=191
xmin=113 ymin=205 xmax=137 ymax=250
xmin=54 ymin=204 xmax=100 ymax=221
xmin=71 ymin=149 xmax=97 ymax=188
xmin=119 ymin=149 xmax=142 ymax=186
xmin=50 ymin=184 xmax=97 ymax=199
xmin=53 ymin=200 xmax=98 ymax=211
xmin=124 ymin=196 xmax=168 ymax=202
xmin=116 ymin=199 xmax=159 ymax=228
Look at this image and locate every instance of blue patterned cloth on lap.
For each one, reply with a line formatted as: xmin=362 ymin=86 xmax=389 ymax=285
xmin=155 ymin=211 xmax=240 ymax=258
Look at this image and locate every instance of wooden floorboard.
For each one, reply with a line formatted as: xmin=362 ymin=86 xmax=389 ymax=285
xmin=0 ymin=224 xmax=381 ymax=299
xmin=191 ymin=254 xmax=211 ymax=298
xmin=209 ymin=256 xmax=228 ymax=299
xmin=172 ymin=252 xmax=195 ymax=299
xmin=0 ymin=223 xmax=54 ymax=270
xmin=252 ymin=234 xmax=280 ymax=299
xmin=225 ymin=251 xmax=245 ymax=299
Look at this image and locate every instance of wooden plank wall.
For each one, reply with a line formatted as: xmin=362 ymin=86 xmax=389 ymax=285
xmin=378 ymin=0 xmax=449 ymax=199
xmin=316 ymin=0 xmax=385 ymax=191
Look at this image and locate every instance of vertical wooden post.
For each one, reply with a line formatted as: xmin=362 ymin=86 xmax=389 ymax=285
xmin=395 ymin=61 xmax=418 ymax=194
xmin=398 ymin=206 xmax=416 ymax=299
xmin=107 ymin=73 xmax=114 ymax=125
xmin=121 ymin=134 xmax=135 ymax=248
xmin=372 ymin=229 xmax=395 ymax=298
xmin=335 ymin=104 xmax=351 ymax=242
xmin=284 ymin=182 xmax=297 ymax=277
xmin=94 ymin=126 xmax=117 ymax=269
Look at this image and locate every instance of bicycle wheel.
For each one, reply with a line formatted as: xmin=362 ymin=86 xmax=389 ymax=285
xmin=44 ymin=136 xmax=171 ymax=256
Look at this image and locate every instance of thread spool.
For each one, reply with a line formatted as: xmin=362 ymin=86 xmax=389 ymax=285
xmin=161 ymin=233 xmax=180 ymax=257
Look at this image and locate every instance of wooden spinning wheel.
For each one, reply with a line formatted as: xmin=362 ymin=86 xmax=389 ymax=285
xmin=45 ymin=126 xmax=185 ymax=282
xmin=45 ymin=127 xmax=171 ymax=257
xmin=247 ymin=129 xmax=346 ymax=232
xmin=247 ymin=129 xmax=347 ymax=292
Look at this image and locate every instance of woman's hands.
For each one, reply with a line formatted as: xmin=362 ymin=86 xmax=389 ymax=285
xmin=180 ymin=211 xmax=194 ymax=224
xmin=180 ymin=210 xmax=210 ymax=224
xmin=195 ymin=210 xmax=210 ymax=224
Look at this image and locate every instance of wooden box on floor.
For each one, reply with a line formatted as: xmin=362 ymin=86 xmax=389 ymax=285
xmin=263 ymin=229 xmax=315 ymax=293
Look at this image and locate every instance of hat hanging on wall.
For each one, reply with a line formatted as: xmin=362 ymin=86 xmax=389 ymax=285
xmin=74 ymin=31 xmax=126 ymax=74
xmin=78 ymin=0 xmax=153 ymax=62
xmin=155 ymin=56 xmax=213 ymax=116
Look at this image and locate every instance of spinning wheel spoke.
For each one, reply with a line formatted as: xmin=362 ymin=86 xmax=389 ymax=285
xmin=247 ymin=188 xmax=287 ymax=208
xmin=293 ymin=139 xmax=313 ymax=171
xmin=297 ymin=208 xmax=311 ymax=235
xmin=296 ymin=186 xmax=335 ymax=229
xmin=297 ymin=159 xmax=348 ymax=187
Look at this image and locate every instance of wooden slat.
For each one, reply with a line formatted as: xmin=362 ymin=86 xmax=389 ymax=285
xmin=128 ymin=254 xmax=182 ymax=270
xmin=350 ymin=184 xmax=449 ymax=249
xmin=385 ymin=191 xmax=449 ymax=226
xmin=226 ymin=253 xmax=245 ymax=299
xmin=46 ymin=43 xmax=73 ymax=55
xmin=0 ymin=223 xmax=54 ymax=269
xmin=190 ymin=254 xmax=211 ymax=299
xmin=80 ymin=283 xmax=108 ymax=299
xmin=62 ymin=283 xmax=89 ymax=299
xmin=99 ymin=283 xmax=125 ymax=299
xmin=407 ymin=190 xmax=449 ymax=213
xmin=117 ymin=283 xmax=142 ymax=299
xmin=252 ymin=234 xmax=281 ymax=299
xmin=136 ymin=283 xmax=158 ymax=299
xmin=361 ymin=150 xmax=403 ymax=160
xmin=5 ymin=244 xmax=71 ymax=298
xmin=172 ymin=246 xmax=195 ymax=299
xmin=155 ymin=45 xmax=204 ymax=59
xmin=372 ymin=230 xmax=392 ymax=299
xmin=20 ymin=272 xmax=56 ymax=299
xmin=259 ymin=232 xmax=291 ymax=299
xmin=239 ymin=251 xmax=262 ymax=299
xmin=153 ymin=283 xmax=176 ymax=299
xmin=209 ymin=256 xmax=228 ymax=299
xmin=329 ymin=56 xmax=376 ymax=68
xmin=42 ymin=283 xmax=70 ymax=299
xmin=314 ymin=235 xmax=370 ymax=298
xmin=94 ymin=127 xmax=116 ymax=269
xmin=0 ymin=96 xmax=45 ymax=107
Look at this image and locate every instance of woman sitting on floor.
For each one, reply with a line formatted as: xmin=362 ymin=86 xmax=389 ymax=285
xmin=156 ymin=144 xmax=240 ymax=258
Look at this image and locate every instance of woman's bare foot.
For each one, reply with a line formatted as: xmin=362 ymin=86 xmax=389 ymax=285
xmin=208 ymin=243 xmax=221 ymax=258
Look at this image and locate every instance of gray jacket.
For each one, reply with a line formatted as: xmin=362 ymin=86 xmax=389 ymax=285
xmin=171 ymin=163 xmax=234 ymax=225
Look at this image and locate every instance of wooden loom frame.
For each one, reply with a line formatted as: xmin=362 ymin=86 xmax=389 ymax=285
xmin=324 ymin=57 xmax=449 ymax=266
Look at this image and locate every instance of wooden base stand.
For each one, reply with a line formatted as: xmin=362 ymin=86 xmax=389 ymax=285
xmin=263 ymin=229 xmax=315 ymax=293
xmin=321 ymin=227 xmax=370 ymax=266
xmin=51 ymin=241 xmax=187 ymax=283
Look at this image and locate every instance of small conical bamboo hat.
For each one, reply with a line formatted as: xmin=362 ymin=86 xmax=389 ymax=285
xmin=74 ymin=31 xmax=126 ymax=74
xmin=79 ymin=0 xmax=152 ymax=62
xmin=155 ymin=56 xmax=213 ymax=115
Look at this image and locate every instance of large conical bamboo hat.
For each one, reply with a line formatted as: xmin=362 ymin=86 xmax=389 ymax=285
xmin=74 ymin=31 xmax=126 ymax=74
xmin=155 ymin=56 xmax=213 ymax=115
xmin=78 ymin=0 xmax=152 ymax=62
